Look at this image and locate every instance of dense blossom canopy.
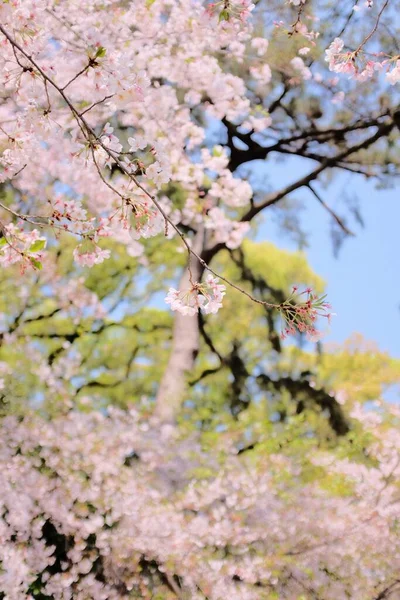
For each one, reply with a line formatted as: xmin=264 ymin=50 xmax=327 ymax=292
xmin=2 ymin=405 xmax=400 ymax=600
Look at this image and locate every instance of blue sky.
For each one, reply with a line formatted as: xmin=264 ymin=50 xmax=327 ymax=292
xmin=257 ymin=158 xmax=400 ymax=358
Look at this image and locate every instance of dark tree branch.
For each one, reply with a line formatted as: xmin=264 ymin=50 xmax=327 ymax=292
xmin=198 ymin=311 xmax=224 ymax=362
xmin=257 ymin=373 xmax=350 ymax=436
xmin=189 ymin=366 xmax=223 ymax=387
xmin=241 ymin=120 xmax=395 ymax=222
xmin=373 ymin=580 xmax=400 ymax=600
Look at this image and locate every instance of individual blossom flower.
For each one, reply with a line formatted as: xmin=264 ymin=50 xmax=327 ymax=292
xmin=202 ymin=274 xmax=226 ymax=314
xmin=100 ymin=122 xmax=123 ymax=167
xmin=325 ymin=37 xmax=345 ymax=71
xmin=355 ymin=60 xmax=377 ymax=82
xmin=128 ymin=135 xmax=148 ymax=152
xmin=133 ymin=70 xmax=151 ymax=100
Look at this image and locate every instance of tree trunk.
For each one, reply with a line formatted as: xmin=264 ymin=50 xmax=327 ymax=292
xmin=155 ymin=228 xmax=205 ymax=421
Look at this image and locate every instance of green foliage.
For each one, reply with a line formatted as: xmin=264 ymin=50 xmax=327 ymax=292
xmin=29 ymin=239 xmax=46 ymax=253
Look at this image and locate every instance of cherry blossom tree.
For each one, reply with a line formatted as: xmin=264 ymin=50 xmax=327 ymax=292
xmin=0 ymin=2 xmax=400 ymax=596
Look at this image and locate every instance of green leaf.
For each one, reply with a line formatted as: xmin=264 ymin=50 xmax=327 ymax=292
xmin=94 ymin=46 xmax=107 ymax=59
xmin=29 ymin=239 xmax=46 ymax=253
xmin=218 ymin=9 xmax=230 ymax=22
xmin=0 ymin=237 xmax=7 ymax=249
xmin=29 ymin=257 xmax=43 ymax=270
xmin=145 ymin=0 xmax=156 ymax=7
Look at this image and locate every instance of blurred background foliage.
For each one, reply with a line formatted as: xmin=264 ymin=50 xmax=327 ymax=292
xmin=1 ymin=229 xmax=398 ymax=454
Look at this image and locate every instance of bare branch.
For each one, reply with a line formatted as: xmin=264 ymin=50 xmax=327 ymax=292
xmin=308 ymin=183 xmax=355 ymax=236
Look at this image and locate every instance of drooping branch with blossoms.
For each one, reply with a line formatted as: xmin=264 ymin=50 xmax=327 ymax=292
xmin=0 ymin=12 xmax=321 ymax=324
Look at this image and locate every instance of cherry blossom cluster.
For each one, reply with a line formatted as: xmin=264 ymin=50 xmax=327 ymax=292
xmin=326 ymin=38 xmax=400 ymax=84
xmin=73 ymin=243 xmax=111 ymax=267
xmin=205 ymin=206 xmax=250 ymax=249
xmin=279 ymin=287 xmax=334 ymax=342
xmin=166 ymin=274 xmax=226 ymax=316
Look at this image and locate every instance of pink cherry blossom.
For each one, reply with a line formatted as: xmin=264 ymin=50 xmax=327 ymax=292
xmin=165 ymin=275 xmax=226 ymax=316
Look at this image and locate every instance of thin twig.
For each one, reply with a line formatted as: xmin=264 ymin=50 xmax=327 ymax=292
xmin=79 ymin=94 xmax=114 ymax=116
xmin=61 ymin=61 xmax=92 ymax=91
xmin=308 ymin=183 xmax=355 ymax=236
xmin=354 ymin=0 xmax=390 ymax=54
